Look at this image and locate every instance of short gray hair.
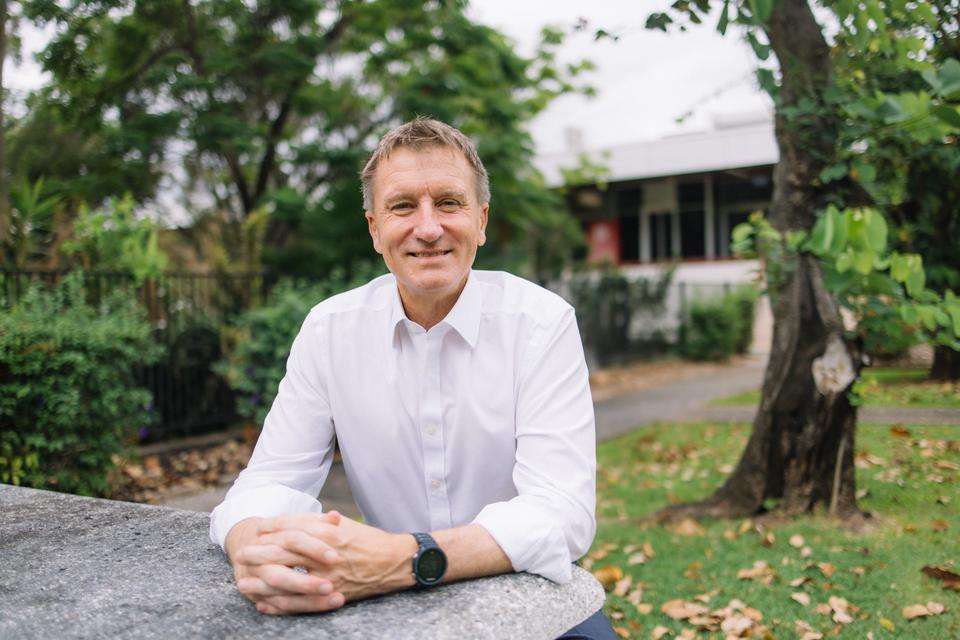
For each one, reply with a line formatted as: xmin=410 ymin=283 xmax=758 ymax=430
xmin=360 ymin=117 xmax=490 ymax=210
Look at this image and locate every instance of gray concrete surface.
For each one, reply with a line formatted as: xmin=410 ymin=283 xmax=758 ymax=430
xmin=1 ymin=484 xmax=603 ymax=640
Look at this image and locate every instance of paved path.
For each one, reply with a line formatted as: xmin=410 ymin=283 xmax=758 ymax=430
xmin=690 ymin=405 xmax=960 ymax=425
xmin=159 ymin=357 xmax=769 ymax=515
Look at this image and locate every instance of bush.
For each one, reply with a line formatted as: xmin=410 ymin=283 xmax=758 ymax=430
xmin=0 ymin=272 xmax=162 ymax=495
xmin=216 ymin=265 xmax=385 ymax=425
xmin=564 ymin=266 xmax=673 ymax=367
xmin=679 ymin=286 xmax=758 ymax=361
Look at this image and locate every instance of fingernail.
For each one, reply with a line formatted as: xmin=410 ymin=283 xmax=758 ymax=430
xmin=319 ymin=581 xmax=332 ymax=595
xmin=331 ymin=593 xmax=345 ymax=607
xmin=323 ymin=550 xmax=339 ymax=562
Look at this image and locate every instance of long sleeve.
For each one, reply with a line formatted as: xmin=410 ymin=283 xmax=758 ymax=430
xmin=472 ymin=307 xmax=597 ymax=583
xmin=209 ymin=312 xmax=337 ymax=550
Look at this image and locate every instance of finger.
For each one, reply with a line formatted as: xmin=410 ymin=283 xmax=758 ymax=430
xmin=257 ymin=530 xmax=341 ymax=564
xmin=235 ymin=543 xmax=316 ymax=568
xmin=260 ymin=592 xmax=346 ymax=615
xmin=259 ymin=513 xmax=332 ymax=534
xmin=256 ymin=601 xmax=283 ymax=615
xmin=322 ymin=510 xmax=342 ymax=525
xmin=237 ymin=565 xmax=334 ymax=597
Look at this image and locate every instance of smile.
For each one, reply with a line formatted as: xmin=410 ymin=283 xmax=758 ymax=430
xmin=408 ymin=250 xmax=453 ymax=258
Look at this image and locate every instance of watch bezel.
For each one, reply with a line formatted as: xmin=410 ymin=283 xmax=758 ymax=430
xmin=413 ymin=543 xmax=447 ymax=586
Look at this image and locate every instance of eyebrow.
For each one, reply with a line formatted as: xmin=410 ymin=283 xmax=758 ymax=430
xmin=383 ymin=189 xmax=469 ymax=205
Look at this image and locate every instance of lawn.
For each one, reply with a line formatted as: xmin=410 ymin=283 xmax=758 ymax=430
xmin=712 ymin=368 xmax=960 ymax=408
xmin=589 ymin=421 xmax=960 ymax=639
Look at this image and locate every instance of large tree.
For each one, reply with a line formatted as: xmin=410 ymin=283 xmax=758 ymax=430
xmin=24 ymin=0 xmax=589 ymax=279
xmin=641 ymin=0 xmax=960 ymax=520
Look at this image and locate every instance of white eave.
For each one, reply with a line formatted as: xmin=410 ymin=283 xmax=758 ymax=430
xmin=535 ymin=116 xmax=779 ymax=188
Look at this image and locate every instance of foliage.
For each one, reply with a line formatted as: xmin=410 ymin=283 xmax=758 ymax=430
xmin=678 ymin=290 xmax=753 ymax=361
xmin=732 ymin=207 xmax=960 ymax=358
xmin=563 ymin=266 xmax=673 ymax=367
xmin=60 ymin=194 xmax=168 ymax=284
xmin=0 ymin=272 xmax=162 ymax=495
xmin=0 ymin=178 xmax=62 ymax=267
xmin=591 ymin=421 xmax=960 ymax=639
xmin=25 ymin=0 xmax=591 ymax=282
xmin=215 ymin=263 xmax=385 ymax=426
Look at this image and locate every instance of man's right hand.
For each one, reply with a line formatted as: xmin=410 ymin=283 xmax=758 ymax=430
xmin=225 ymin=511 xmax=345 ymax=615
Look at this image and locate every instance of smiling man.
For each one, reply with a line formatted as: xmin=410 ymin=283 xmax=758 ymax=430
xmin=210 ymin=117 xmax=614 ymax=639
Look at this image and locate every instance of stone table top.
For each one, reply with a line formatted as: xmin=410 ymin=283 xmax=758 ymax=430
xmin=0 ymin=484 xmax=604 ymax=639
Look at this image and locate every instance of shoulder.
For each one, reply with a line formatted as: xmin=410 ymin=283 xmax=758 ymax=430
xmin=304 ymin=272 xmax=396 ymax=326
xmin=473 ymin=270 xmax=573 ymax=328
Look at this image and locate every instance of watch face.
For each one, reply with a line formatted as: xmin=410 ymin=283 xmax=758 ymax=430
xmin=417 ymin=548 xmax=447 ymax=583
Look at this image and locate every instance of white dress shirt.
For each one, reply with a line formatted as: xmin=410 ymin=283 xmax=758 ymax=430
xmin=209 ymin=269 xmax=596 ymax=583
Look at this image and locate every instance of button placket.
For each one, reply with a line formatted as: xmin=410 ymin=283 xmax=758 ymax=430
xmin=420 ymin=329 xmax=450 ymax=530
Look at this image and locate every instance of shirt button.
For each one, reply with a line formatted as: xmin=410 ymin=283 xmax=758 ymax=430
xmin=430 ymin=479 xmax=441 ymax=490
xmin=425 ymin=423 xmax=438 ymax=436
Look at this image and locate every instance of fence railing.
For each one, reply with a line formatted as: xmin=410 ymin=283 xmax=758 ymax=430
xmin=1 ymin=268 xmax=280 ymax=442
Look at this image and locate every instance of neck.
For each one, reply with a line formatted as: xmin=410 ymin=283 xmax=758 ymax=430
xmin=398 ymin=273 xmax=469 ymax=331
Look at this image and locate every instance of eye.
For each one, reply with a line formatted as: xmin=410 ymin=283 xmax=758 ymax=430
xmin=438 ymin=199 xmax=462 ymax=209
xmin=390 ymin=202 xmax=414 ymax=214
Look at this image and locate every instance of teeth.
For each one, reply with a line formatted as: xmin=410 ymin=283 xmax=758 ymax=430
xmin=413 ymin=251 xmax=448 ymax=257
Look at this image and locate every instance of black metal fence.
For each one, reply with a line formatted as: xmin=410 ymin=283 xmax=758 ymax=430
xmin=1 ymin=268 xmax=278 ymax=442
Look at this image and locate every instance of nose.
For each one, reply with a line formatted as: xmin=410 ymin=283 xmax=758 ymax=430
xmin=412 ymin=198 xmax=443 ymax=244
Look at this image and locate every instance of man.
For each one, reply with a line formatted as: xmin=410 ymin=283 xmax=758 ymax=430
xmin=211 ymin=117 xmax=614 ymax=638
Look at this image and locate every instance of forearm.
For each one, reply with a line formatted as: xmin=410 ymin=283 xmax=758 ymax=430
xmin=433 ymin=523 xmax=513 ymax=583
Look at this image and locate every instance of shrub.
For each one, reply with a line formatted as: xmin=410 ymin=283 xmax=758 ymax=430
xmin=679 ymin=286 xmax=759 ymax=361
xmin=216 ymin=265 xmax=385 ymax=425
xmin=0 ymin=272 xmax=162 ymax=495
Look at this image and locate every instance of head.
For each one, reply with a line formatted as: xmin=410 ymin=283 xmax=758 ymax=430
xmin=362 ymin=117 xmax=490 ymax=302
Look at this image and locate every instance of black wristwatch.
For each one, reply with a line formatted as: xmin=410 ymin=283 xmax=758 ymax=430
xmin=411 ymin=532 xmax=447 ymax=588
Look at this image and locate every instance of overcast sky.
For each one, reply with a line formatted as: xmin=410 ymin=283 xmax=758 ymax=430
xmin=6 ymin=1 xmax=771 ymax=158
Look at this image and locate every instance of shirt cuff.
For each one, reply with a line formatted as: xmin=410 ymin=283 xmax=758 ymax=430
xmin=208 ymin=484 xmax=324 ymax=550
xmin=472 ymin=501 xmax=573 ymax=584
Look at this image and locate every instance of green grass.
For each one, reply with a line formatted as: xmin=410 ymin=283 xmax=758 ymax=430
xmin=712 ymin=368 xmax=960 ymax=408
xmin=591 ymin=421 xmax=960 ymax=639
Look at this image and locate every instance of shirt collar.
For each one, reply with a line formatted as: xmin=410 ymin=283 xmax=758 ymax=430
xmin=388 ymin=270 xmax=482 ymax=348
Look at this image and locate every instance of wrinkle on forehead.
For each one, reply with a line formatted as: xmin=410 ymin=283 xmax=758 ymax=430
xmin=374 ymin=147 xmax=476 ymax=206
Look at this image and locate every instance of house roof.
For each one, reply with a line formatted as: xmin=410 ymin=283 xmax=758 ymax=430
xmin=534 ymin=115 xmax=779 ymax=188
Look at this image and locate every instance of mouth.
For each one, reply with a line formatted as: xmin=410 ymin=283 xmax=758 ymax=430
xmin=408 ymin=249 xmax=453 ymax=258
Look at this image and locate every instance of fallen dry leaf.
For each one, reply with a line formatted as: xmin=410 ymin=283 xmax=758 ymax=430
xmin=627 ymin=587 xmax=644 ymax=605
xmin=661 ymin=599 xmax=709 ymax=620
xmin=670 ymin=517 xmax=706 ymax=536
xmin=792 ymin=592 xmax=811 ymax=606
xmin=737 ymin=560 xmax=776 ymax=585
xmin=801 ymin=546 xmax=813 ymax=558
xmin=592 ymin=565 xmax=623 ymax=591
xmin=651 ymin=625 xmax=670 ymax=639
xmin=760 ymin=531 xmax=776 ymax=547
xmin=932 ymin=519 xmax=950 ymax=532
xmin=921 ymin=565 xmax=960 ymax=591
xmin=795 ymin=619 xmax=823 ymax=640
xmin=720 ymin=614 xmax=754 ymax=636
xmin=636 ymin=603 xmax=653 ymax=615
xmin=817 ymin=562 xmax=836 ymax=578
xmin=890 ymin=425 xmax=912 ymax=438
xmin=628 ymin=552 xmax=649 ymax=565
xmin=879 ymin=617 xmax=895 ymax=631
xmin=790 ymin=576 xmax=811 ymax=587
xmin=613 ymin=626 xmax=629 ymax=638
xmin=613 ymin=576 xmax=633 ymax=598
xmin=789 ymin=534 xmax=805 ymax=548
xmin=903 ymin=602 xmax=947 ymax=620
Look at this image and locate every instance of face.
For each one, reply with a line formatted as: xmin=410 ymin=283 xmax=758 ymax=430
xmin=365 ymin=145 xmax=489 ymax=302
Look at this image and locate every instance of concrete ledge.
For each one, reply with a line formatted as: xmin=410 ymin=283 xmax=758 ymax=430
xmin=0 ymin=484 xmax=604 ymax=639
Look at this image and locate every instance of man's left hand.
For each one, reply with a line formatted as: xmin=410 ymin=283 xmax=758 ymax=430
xmin=251 ymin=513 xmax=418 ymax=614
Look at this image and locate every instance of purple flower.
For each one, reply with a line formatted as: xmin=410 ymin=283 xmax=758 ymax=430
xmin=138 ymin=426 xmax=150 ymax=440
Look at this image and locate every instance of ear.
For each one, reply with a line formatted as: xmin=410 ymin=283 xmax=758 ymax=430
xmin=477 ymin=202 xmax=489 ymax=247
xmin=366 ymin=210 xmax=383 ymax=255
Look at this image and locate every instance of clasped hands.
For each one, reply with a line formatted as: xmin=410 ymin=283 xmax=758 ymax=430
xmin=226 ymin=511 xmax=417 ymax=616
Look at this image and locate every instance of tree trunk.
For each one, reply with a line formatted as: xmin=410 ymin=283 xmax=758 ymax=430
xmin=658 ymin=0 xmax=865 ymax=521
xmin=930 ymin=345 xmax=960 ymax=381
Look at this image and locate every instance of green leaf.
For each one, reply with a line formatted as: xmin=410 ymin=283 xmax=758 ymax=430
xmin=819 ymin=163 xmax=848 ymax=183
xmin=836 ymin=251 xmax=853 ymax=273
xmin=930 ymin=105 xmax=960 ymax=129
xmin=906 ymin=268 xmax=926 ymax=297
xmin=748 ymin=0 xmax=775 ymax=23
xmin=717 ymin=0 xmax=731 ymax=34
xmin=864 ymin=209 xmax=887 ymax=253
xmin=937 ymin=58 xmax=960 ymax=99
xmin=946 ymin=303 xmax=960 ymax=337
xmin=853 ymin=249 xmax=875 ymax=275
xmin=746 ymin=32 xmax=771 ymax=60
xmin=809 ymin=209 xmax=835 ymax=255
